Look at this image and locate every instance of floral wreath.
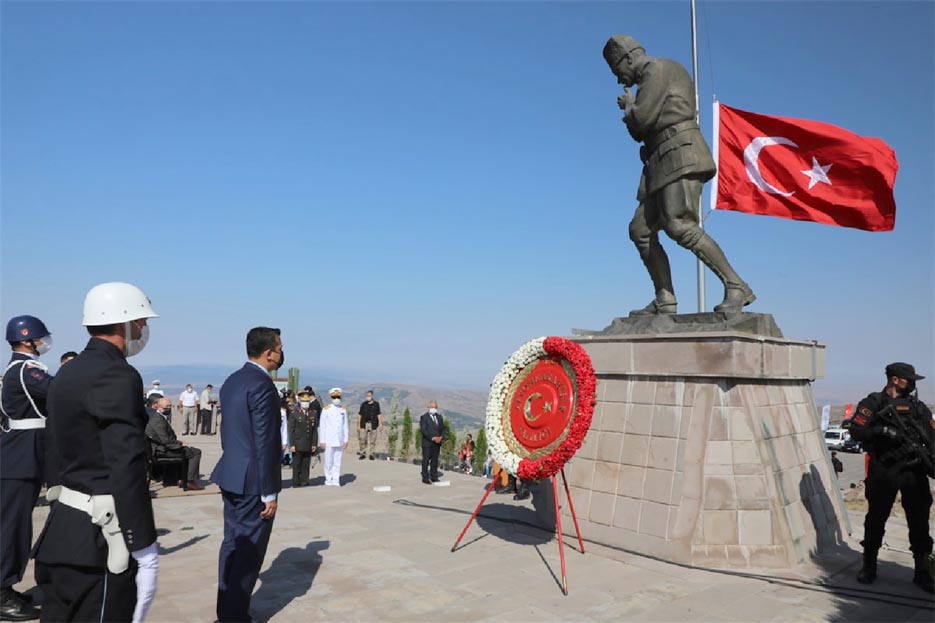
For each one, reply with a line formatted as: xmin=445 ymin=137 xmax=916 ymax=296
xmin=485 ymin=337 xmax=596 ymax=481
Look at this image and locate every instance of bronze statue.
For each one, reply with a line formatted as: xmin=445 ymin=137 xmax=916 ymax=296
xmin=603 ymin=34 xmax=755 ymax=315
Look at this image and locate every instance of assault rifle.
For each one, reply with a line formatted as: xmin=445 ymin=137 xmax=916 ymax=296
xmin=875 ymin=402 xmax=934 ymax=478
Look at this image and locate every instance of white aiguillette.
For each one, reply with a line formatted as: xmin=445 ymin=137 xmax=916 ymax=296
xmin=372 ymin=486 xmax=391 ymax=492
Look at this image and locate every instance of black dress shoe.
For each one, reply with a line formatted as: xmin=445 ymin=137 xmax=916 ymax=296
xmin=0 ymin=589 xmax=40 ymax=621
xmin=358 ymin=454 xmax=365 ymax=460
xmin=431 ymin=477 xmax=440 ymax=482
xmin=422 ymin=478 xmax=432 ymax=484
xmin=369 ymin=455 xmax=375 ymax=460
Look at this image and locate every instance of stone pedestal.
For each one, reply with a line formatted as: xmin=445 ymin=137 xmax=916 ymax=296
xmin=560 ymin=331 xmax=846 ymax=568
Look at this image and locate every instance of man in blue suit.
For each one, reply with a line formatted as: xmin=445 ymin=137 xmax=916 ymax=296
xmin=211 ymin=327 xmax=285 ymax=623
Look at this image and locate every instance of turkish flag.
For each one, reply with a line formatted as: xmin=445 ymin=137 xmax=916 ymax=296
xmin=713 ymin=103 xmax=898 ymax=231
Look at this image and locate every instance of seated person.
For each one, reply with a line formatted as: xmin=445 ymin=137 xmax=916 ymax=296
xmin=145 ymin=394 xmax=204 ymax=491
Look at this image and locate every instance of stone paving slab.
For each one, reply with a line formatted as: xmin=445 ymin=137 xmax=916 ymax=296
xmin=18 ymin=433 xmax=935 ymax=622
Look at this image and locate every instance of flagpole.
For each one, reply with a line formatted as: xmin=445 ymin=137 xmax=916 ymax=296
xmin=691 ymin=0 xmax=705 ymax=313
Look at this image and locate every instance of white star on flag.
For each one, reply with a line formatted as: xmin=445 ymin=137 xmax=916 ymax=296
xmin=801 ymin=157 xmax=833 ymax=190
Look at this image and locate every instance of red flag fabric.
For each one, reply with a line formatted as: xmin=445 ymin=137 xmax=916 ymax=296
xmin=713 ymin=103 xmax=898 ymax=231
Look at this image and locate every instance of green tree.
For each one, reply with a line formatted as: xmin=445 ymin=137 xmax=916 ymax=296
xmin=440 ymin=420 xmax=456 ymax=468
xmin=400 ymin=407 xmax=413 ymax=461
xmin=473 ymin=427 xmax=488 ymax=476
xmin=387 ymin=413 xmax=399 ymax=459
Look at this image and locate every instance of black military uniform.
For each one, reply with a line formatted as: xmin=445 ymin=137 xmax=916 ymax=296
xmin=32 ymin=338 xmax=157 ymax=621
xmin=847 ymin=362 xmax=934 ymax=593
xmin=1 ymin=352 xmax=52 ymax=619
xmin=288 ymin=400 xmax=320 ymax=487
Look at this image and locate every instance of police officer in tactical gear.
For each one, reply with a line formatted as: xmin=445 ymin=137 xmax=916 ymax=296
xmin=603 ymin=34 xmax=755 ymax=315
xmin=847 ymin=362 xmax=934 ymax=593
xmin=33 ymin=283 xmax=161 ymax=621
xmin=1 ymin=315 xmax=53 ymax=621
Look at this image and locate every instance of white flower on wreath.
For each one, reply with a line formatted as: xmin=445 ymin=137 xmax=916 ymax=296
xmin=485 ymin=337 xmax=546 ymax=476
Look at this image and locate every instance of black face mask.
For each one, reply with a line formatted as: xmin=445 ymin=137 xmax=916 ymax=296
xmin=276 ymin=350 xmax=285 ymax=370
xmin=900 ymin=380 xmax=916 ymax=397
xmin=161 ymin=407 xmax=171 ymax=416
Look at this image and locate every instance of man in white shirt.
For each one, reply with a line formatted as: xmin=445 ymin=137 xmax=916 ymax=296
xmin=178 ymin=384 xmax=199 ymax=435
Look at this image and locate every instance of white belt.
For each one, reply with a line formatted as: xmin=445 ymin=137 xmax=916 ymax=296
xmin=6 ymin=418 xmax=45 ymax=430
xmin=46 ymin=485 xmax=131 ymax=574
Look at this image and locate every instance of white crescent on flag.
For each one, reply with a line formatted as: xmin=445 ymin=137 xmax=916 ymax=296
xmin=743 ymin=136 xmax=798 ymax=197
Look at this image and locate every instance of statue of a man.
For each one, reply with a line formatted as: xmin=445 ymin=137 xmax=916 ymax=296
xmin=603 ymin=34 xmax=755 ymax=315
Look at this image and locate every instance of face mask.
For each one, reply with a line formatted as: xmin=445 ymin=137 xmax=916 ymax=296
xmin=300 ymin=401 xmax=310 ymax=409
xmin=273 ymin=349 xmax=285 ymax=370
xmin=124 ymin=321 xmax=149 ymax=357
xmin=367 ymin=397 xmax=373 ymax=402
xmin=900 ymin=380 xmax=916 ymax=397
xmin=161 ymin=407 xmax=171 ymax=416
xmin=429 ymin=408 xmax=438 ymax=415
xmin=332 ymin=398 xmax=341 ymax=406
xmin=34 ymin=336 xmax=53 ymax=356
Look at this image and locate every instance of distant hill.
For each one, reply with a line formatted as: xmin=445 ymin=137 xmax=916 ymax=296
xmin=134 ymin=364 xmax=489 ymax=432
xmin=340 ymin=383 xmax=487 ymax=433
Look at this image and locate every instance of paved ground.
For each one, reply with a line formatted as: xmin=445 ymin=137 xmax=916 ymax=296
xmin=18 ymin=434 xmax=935 ymax=622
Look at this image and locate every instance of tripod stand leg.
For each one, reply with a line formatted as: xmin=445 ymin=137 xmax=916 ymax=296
xmin=560 ymin=468 xmax=585 ymax=553
xmin=451 ymin=478 xmax=498 ymax=552
xmin=553 ymin=475 xmax=568 ymax=595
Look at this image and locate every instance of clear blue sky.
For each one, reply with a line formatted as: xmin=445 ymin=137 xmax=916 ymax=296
xmin=2 ymin=1 xmax=932 ymax=403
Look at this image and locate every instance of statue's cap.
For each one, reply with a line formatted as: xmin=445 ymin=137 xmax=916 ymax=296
xmin=603 ymin=35 xmax=644 ymax=69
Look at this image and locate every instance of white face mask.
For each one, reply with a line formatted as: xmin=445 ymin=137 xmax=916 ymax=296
xmin=124 ymin=321 xmax=149 ymax=357
xmin=34 ymin=335 xmax=53 ymax=356
xmin=429 ymin=408 xmax=438 ymax=415
xmin=332 ymin=398 xmax=341 ymax=406
xmin=300 ymin=401 xmax=310 ymax=409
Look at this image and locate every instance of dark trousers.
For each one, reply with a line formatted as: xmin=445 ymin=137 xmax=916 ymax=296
xmin=421 ymin=442 xmax=440 ymax=480
xmin=1 ymin=478 xmax=41 ymax=587
xmin=36 ymin=559 xmax=138 ymax=622
xmin=217 ymin=490 xmax=275 ymax=623
xmin=199 ymin=409 xmax=213 ymax=434
xmin=292 ymin=451 xmax=312 ymax=486
xmin=182 ymin=446 xmax=202 ymax=482
xmin=862 ymin=462 xmax=933 ymax=555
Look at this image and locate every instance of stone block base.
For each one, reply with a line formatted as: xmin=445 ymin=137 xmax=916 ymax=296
xmin=560 ymin=331 xmax=845 ymax=568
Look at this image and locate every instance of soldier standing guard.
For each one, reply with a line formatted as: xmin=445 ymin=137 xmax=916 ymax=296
xmin=603 ymin=34 xmax=755 ymax=315
xmin=847 ymin=362 xmax=934 ymax=593
xmin=33 ymin=283 xmax=162 ymax=621
xmin=1 ymin=315 xmax=54 ymax=621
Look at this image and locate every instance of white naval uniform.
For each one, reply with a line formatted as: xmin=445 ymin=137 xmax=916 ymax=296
xmin=319 ymin=404 xmax=348 ymax=486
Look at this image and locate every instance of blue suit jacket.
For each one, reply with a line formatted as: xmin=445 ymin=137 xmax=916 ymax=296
xmin=211 ymin=363 xmax=281 ymax=497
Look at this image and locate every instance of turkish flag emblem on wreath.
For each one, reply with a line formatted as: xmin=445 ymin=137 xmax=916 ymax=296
xmin=713 ymin=103 xmax=898 ymax=232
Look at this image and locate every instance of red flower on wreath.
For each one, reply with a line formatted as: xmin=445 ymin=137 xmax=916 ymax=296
xmin=516 ymin=337 xmax=596 ymax=481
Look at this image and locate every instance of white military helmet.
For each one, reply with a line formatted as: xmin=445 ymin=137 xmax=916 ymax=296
xmin=82 ymin=282 xmax=159 ymax=326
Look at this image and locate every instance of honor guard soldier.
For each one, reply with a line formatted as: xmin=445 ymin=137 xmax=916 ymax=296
xmin=32 ymin=283 xmax=161 ymax=621
xmin=847 ymin=362 xmax=934 ymax=593
xmin=1 ymin=315 xmax=53 ymax=621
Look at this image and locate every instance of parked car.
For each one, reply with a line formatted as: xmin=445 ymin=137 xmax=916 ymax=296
xmin=824 ymin=428 xmax=861 ymax=452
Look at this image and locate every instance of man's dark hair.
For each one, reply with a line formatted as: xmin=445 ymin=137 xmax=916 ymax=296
xmin=246 ymin=327 xmax=281 ymax=358
xmin=87 ymin=323 xmax=119 ymax=336
xmin=206 ymin=384 xmax=213 ymax=389
xmin=146 ymin=394 xmax=163 ymax=408
xmin=60 ymin=351 xmax=78 ymax=364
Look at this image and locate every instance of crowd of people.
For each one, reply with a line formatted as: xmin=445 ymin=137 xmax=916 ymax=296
xmin=2 ymin=280 xmax=932 ymax=623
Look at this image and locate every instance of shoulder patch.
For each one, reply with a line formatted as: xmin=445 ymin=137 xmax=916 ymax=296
xmin=31 ymin=371 xmax=43 ymax=380
xmin=858 ymin=407 xmax=872 ymax=417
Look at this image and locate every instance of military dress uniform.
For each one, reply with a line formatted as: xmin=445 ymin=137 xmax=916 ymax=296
xmin=288 ymin=402 xmax=320 ymax=487
xmin=848 ymin=385 xmax=934 ymax=590
xmin=32 ymin=338 xmax=157 ymax=621
xmin=1 ymin=352 xmax=52 ymax=602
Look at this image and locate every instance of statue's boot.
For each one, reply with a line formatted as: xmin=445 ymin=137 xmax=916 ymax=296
xmin=630 ymin=242 xmax=677 ymax=316
xmin=690 ymin=234 xmax=756 ymax=313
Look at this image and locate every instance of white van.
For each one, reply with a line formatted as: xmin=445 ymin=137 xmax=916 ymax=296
xmin=824 ymin=428 xmax=859 ymax=452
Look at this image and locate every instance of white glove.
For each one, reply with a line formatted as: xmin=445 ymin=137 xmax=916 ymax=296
xmin=131 ymin=542 xmax=159 ymax=623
